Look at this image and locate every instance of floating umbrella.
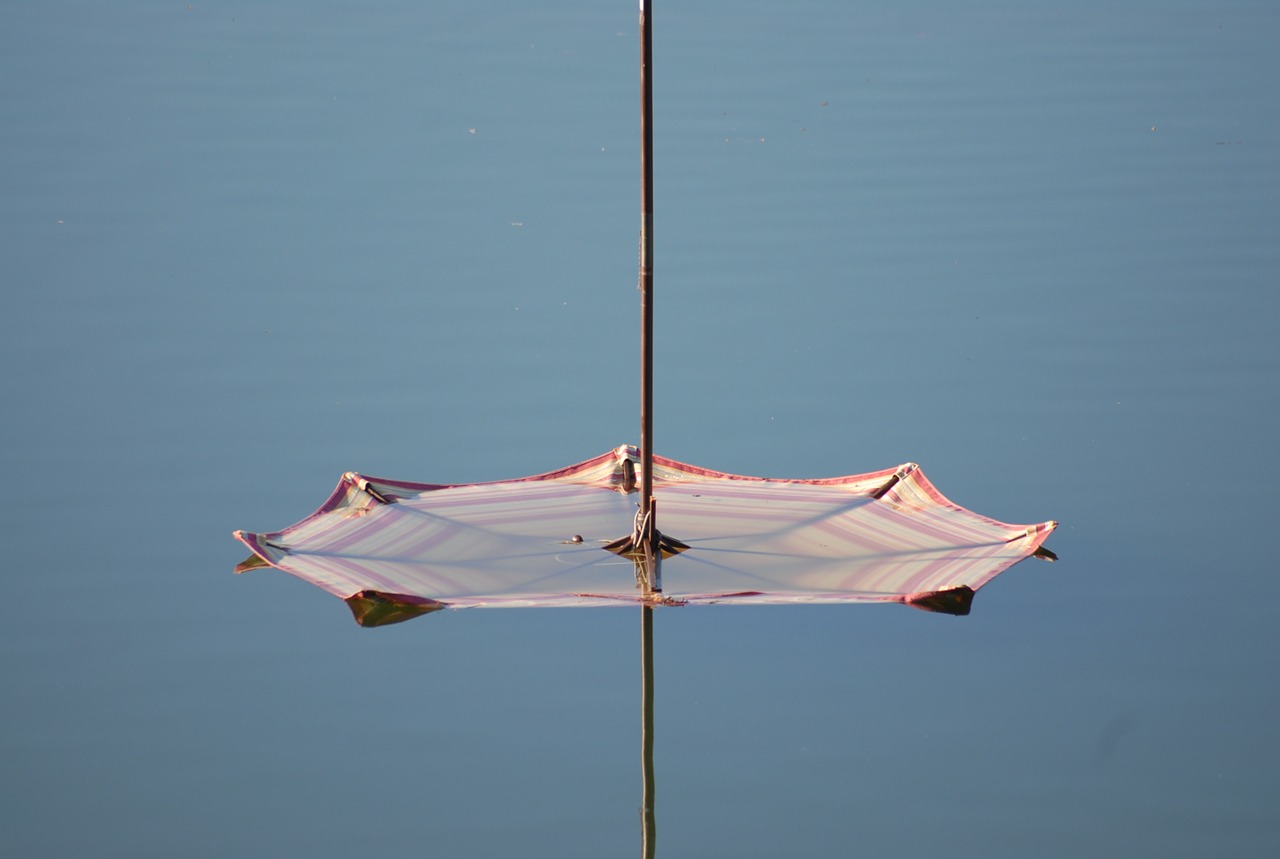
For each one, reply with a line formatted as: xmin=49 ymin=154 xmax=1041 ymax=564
xmin=232 ymin=443 xmax=1055 ymax=858
xmin=234 ymin=445 xmax=1056 ymax=626
xmin=234 ymin=4 xmax=1054 ymax=854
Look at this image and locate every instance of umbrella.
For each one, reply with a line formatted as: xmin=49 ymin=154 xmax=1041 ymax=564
xmin=232 ymin=0 xmax=1057 ymax=616
xmin=233 ymin=445 xmax=1057 ymax=626
xmin=232 ymin=445 xmax=1054 ymax=858
xmin=234 ymin=4 xmax=1055 ymax=854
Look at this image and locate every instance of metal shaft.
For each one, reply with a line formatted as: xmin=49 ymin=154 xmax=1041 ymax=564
xmin=638 ymin=0 xmax=655 ymax=558
xmin=639 ymin=8 xmax=658 ymax=857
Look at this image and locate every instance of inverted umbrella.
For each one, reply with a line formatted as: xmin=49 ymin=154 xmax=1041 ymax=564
xmin=234 ymin=445 xmax=1056 ymax=626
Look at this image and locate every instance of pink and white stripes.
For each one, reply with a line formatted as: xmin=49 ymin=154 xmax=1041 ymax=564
xmin=234 ymin=445 xmax=1056 ymax=618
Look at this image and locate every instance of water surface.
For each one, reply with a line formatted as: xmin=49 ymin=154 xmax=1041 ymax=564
xmin=2 ymin=2 xmax=1277 ymax=856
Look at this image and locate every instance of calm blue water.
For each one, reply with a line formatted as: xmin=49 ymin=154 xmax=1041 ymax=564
xmin=3 ymin=2 xmax=1277 ymax=856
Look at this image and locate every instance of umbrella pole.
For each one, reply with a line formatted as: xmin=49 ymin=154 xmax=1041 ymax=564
xmin=638 ymin=0 xmax=656 ymax=565
xmin=640 ymin=604 xmax=657 ymax=859
xmin=639 ymin=7 xmax=658 ymax=854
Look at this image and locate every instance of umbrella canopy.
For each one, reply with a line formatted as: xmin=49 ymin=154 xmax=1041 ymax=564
xmin=234 ymin=445 xmax=1056 ymax=625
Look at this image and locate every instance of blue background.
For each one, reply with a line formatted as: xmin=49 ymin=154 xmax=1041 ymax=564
xmin=2 ymin=2 xmax=1277 ymax=855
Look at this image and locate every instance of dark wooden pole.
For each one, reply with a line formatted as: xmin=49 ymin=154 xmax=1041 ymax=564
xmin=638 ymin=0 xmax=655 ymax=564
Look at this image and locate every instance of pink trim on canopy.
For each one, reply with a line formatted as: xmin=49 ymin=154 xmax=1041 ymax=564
xmin=234 ymin=446 xmax=1056 ymax=622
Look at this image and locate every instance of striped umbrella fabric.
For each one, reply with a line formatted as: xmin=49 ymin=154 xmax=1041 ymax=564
xmin=234 ymin=446 xmax=1056 ymax=625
